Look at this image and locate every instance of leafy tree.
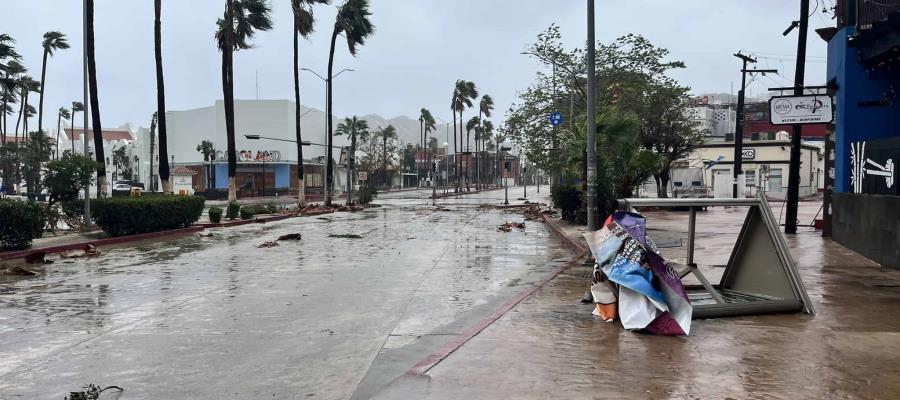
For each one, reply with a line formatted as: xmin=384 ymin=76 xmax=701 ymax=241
xmin=112 ymin=146 xmax=132 ymax=181
xmin=292 ymin=0 xmax=331 ymax=205
xmin=85 ymin=0 xmax=108 ymax=197
xmin=215 ymin=0 xmax=274 ymax=201
xmin=336 ymin=116 xmax=369 ymax=204
xmin=37 ymin=31 xmax=70 ymax=133
xmin=20 ymin=131 xmax=53 ymax=196
xmin=69 ymin=101 xmax=83 ymax=153
xmin=155 ymin=0 xmax=172 ymax=194
xmin=196 ymin=139 xmax=216 ymax=191
xmin=43 ymin=152 xmax=96 ymax=208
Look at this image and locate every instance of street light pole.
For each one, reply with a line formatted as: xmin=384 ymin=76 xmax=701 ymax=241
xmin=501 ymin=146 xmax=512 ymax=205
xmin=585 ymin=0 xmax=599 ymax=231
xmin=82 ymin=0 xmax=92 ymax=231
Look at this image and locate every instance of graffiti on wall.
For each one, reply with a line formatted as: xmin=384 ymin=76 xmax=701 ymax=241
xmin=214 ymin=150 xmax=282 ymax=163
xmin=851 ymin=139 xmax=898 ymax=195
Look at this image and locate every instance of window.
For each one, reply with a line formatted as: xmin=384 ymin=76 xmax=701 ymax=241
xmin=746 ymin=170 xmax=756 ymax=186
xmin=768 ymin=168 xmax=783 ymax=192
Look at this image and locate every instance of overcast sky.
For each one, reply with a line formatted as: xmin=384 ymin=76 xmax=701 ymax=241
xmin=3 ymin=0 xmax=833 ymax=132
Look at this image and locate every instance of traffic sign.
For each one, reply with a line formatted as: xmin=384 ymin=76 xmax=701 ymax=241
xmin=358 ymin=171 xmax=368 ymax=181
xmin=549 ymin=112 xmax=564 ymax=127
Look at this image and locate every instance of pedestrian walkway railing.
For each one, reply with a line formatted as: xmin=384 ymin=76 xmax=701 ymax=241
xmin=618 ymin=192 xmax=815 ymax=319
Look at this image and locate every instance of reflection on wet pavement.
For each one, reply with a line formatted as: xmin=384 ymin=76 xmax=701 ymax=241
xmin=0 ymin=189 xmax=570 ymax=399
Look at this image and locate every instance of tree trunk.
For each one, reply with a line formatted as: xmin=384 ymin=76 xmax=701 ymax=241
xmin=292 ymin=19 xmax=306 ymax=206
xmin=658 ymin=169 xmax=671 ymax=199
xmin=347 ymin=135 xmax=356 ymax=206
xmin=55 ymin=112 xmax=61 ymax=159
xmin=86 ymin=0 xmax=107 ymax=198
xmin=155 ymin=0 xmax=171 ymax=194
xmin=14 ymin=89 xmax=25 ymax=139
xmin=224 ymin=0 xmax=237 ymax=202
xmin=149 ymin=117 xmax=155 ymax=191
xmin=419 ymin=119 xmax=423 ymax=186
xmin=38 ymin=49 xmax=48 ymax=133
xmin=382 ymin=136 xmax=387 ymax=188
xmin=70 ymin=110 xmax=76 ymax=153
xmin=325 ymin=27 xmax=339 ymax=206
xmin=452 ymin=111 xmax=457 ymax=192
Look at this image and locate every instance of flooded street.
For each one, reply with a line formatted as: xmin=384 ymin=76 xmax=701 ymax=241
xmin=0 ymin=189 xmax=570 ymax=399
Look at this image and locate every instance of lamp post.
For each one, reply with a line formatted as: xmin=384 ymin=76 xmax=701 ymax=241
xmin=501 ymin=146 xmax=512 ymax=205
xmin=82 ymin=0 xmax=91 ymax=231
xmin=301 ymin=67 xmax=354 ymax=205
xmin=436 ymin=118 xmax=453 ymax=198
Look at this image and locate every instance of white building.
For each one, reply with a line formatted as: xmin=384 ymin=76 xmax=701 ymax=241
xmin=686 ymin=103 xmax=736 ymax=142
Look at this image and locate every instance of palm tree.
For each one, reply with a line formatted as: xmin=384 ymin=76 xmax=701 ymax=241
xmin=325 ymin=0 xmax=374 ymax=206
xmin=292 ymin=0 xmax=330 ymax=206
xmin=14 ymin=75 xmax=39 ymax=140
xmin=55 ymin=106 xmax=70 ymax=159
xmin=451 ymin=80 xmax=477 ymax=191
xmin=86 ymin=0 xmax=108 ymax=197
xmin=335 ymin=116 xmax=369 ymax=205
xmin=70 ymin=101 xmax=83 ymax=153
xmin=37 ymin=31 xmax=70 ymax=134
xmin=196 ymin=139 xmax=216 ymax=191
xmin=417 ymin=108 xmax=435 ymax=185
xmin=150 ymin=112 xmax=157 ymax=190
xmin=477 ymin=95 xmax=493 ymax=188
xmin=465 ymin=116 xmax=479 ymax=189
xmin=215 ymin=0 xmax=273 ymax=201
xmin=376 ymin=125 xmax=397 ymax=188
xmin=0 ymin=35 xmax=23 ymax=142
xmin=481 ymin=119 xmax=494 ymax=187
xmin=155 ymin=0 xmax=172 ymax=193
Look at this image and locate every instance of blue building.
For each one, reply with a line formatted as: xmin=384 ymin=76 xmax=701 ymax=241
xmin=823 ymin=1 xmax=900 ymax=267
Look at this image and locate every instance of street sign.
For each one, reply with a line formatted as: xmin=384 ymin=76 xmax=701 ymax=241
xmin=769 ymin=94 xmax=834 ymax=125
xmin=358 ymin=171 xmax=368 ymax=181
xmin=549 ymin=112 xmax=564 ymax=127
xmin=742 ymin=149 xmax=756 ymax=160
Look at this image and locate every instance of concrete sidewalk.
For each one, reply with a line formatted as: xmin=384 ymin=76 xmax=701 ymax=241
xmin=373 ymin=201 xmax=900 ymax=399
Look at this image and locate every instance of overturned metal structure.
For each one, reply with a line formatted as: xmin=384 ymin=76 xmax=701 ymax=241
xmin=618 ymin=193 xmax=815 ymax=319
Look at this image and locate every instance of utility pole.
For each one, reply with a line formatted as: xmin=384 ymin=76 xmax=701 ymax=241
xmin=732 ymin=52 xmax=776 ymax=198
xmin=785 ymin=0 xmax=810 ymax=234
xmin=82 ymin=0 xmax=91 ymax=231
xmin=585 ymin=0 xmax=598 ymax=231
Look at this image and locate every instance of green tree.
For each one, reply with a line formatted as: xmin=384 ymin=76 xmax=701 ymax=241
xmin=465 ymin=116 xmax=479 ymax=188
xmin=336 ymin=116 xmax=369 ymax=204
xmin=417 ymin=108 xmax=435 ymax=183
xmin=14 ymin=74 xmax=39 ymax=140
xmin=215 ymin=0 xmax=274 ymax=201
xmin=55 ymin=106 xmax=70 ymax=159
xmin=325 ymin=0 xmax=374 ymax=206
xmin=451 ymin=80 xmax=477 ymax=191
xmin=155 ymin=0 xmax=172 ymax=194
xmin=0 ymin=142 xmax=19 ymax=194
xmin=112 ymin=146 xmax=132 ymax=181
xmin=86 ymin=0 xmax=108 ymax=197
xmin=375 ymin=125 xmax=397 ymax=187
xmin=37 ymin=31 xmax=70 ymax=134
xmin=196 ymin=139 xmax=216 ymax=191
xmin=42 ymin=152 xmax=95 ymax=213
xmin=1 ymin=35 xmax=23 ymax=142
xmin=21 ymin=131 xmax=53 ymax=196
xmin=292 ymin=0 xmax=331 ymax=206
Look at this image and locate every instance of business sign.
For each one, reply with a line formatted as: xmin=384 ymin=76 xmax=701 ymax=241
xmin=742 ymin=149 xmax=756 ymax=160
xmin=214 ymin=150 xmax=282 ymax=162
xmin=769 ymin=95 xmax=834 ymax=125
xmin=850 ymin=137 xmax=899 ymax=196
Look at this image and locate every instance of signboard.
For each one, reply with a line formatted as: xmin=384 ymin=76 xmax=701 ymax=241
xmin=214 ymin=150 xmax=282 ymax=162
xmin=549 ymin=112 xmax=564 ymax=127
xmin=358 ymin=171 xmax=368 ymax=181
xmin=742 ymin=149 xmax=756 ymax=160
xmin=850 ymin=137 xmax=899 ymax=196
xmin=769 ymin=95 xmax=834 ymax=125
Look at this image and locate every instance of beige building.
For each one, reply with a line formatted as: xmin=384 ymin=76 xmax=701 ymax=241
xmin=671 ymin=137 xmax=823 ymax=198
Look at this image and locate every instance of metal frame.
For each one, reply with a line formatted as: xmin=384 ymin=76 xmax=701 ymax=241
xmin=619 ymin=192 xmax=815 ymax=319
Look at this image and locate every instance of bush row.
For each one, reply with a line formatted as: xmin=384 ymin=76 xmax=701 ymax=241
xmin=92 ymin=196 xmax=205 ymax=237
xmin=0 ymin=199 xmax=47 ymax=250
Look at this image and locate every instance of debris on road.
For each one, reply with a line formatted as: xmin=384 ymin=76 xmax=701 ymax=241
xmin=522 ymin=205 xmax=545 ymax=221
xmin=583 ymin=212 xmax=692 ymax=336
xmin=60 ymin=244 xmax=103 ymax=259
xmin=24 ymin=251 xmax=52 ymax=264
xmin=328 ymin=234 xmax=363 ymax=239
xmin=498 ymin=222 xmax=526 ymax=232
xmin=276 ymin=233 xmax=302 ymax=241
xmin=1 ymin=263 xmax=39 ymax=276
xmin=258 ymin=241 xmax=280 ymax=248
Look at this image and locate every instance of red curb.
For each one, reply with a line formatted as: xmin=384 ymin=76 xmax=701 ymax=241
xmin=541 ymin=213 xmax=590 ymax=256
xmin=407 ymin=254 xmax=585 ymax=376
xmin=0 ymin=226 xmax=204 ymax=261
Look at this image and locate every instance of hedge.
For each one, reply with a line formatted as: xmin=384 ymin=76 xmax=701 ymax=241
xmin=226 ymin=202 xmax=240 ymax=220
xmin=0 ymin=199 xmax=47 ymax=250
xmin=92 ymin=195 xmax=205 ymax=237
xmin=208 ymin=207 xmax=223 ymax=224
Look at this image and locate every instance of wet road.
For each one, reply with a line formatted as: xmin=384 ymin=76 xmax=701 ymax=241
xmin=0 ymin=189 xmax=570 ymax=399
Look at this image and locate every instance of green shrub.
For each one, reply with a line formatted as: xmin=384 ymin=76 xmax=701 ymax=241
xmin=92 ymin=195 xmax=205 ymax=237
xmin=226 ymin=201 xmax=241 ymax=220
xmin=0 ymin=199 xmax=47 ymax=250
xmin=551 ymin=184 xmax=583 ymax=223
xmin=266 ymin=201 xmax=278 ymax=214
xmin=208 ymin=207 xmax=223 ymax=224
xmin=356 ymin=185 xmax=377 ymax=205
xmin=240 ymin=207 xmax=254 ymax=220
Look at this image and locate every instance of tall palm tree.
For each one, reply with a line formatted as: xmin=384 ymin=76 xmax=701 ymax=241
xmin=215 ymin=0 xmax=273 ymax=201
xmin=325 ymin=0 xmax=374 ymax=206
xmin=0 ymin=35 xmax=23 ymax=142
xmin=70 ymin=101 xmax=83 ymax=153
xmin=55 ymin=106 xmax=70 ymax=159
xmin=37 ymin=31 xmax=69 ymax=134
xmin=86 ymin=0 xmax=108 ymax=197
xmin=465 ymin=116 xmax=479 ymax=189
xmin=481 ymin=119 xmax=493 ymax=186
xmin=196 ymin=139 xmax=216 ymax=190
xmin=417 ymin=108 xmax=435 ymax=185
xmin=292 ymin=0 xmax=330 ymax=206
xmin=335 ymin=115 xmax=369 ymax=205
xmin=149 ymin=112 xmax=157 ymax=190
xmin=155 ymin=0 xmax=172 ymax=193
xmin=14 ymin=75 xmax=39 ymax=140
xmin=477 ymin=95 xmax=493 ymax=188
xmin=376 ymin=125 xmax=397 ymax=188
xmin=451 ymin=80 xmax=477 ymax=191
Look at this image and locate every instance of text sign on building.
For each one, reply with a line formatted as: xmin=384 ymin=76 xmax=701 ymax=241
xmin=769 ymin=95 xmax=834 ymax=125
xmin=742 ymin=149 xmax=756 ymax=160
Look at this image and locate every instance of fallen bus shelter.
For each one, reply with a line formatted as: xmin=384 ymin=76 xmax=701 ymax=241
xmin=618 ymin=194 xmax=815 ymax=319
